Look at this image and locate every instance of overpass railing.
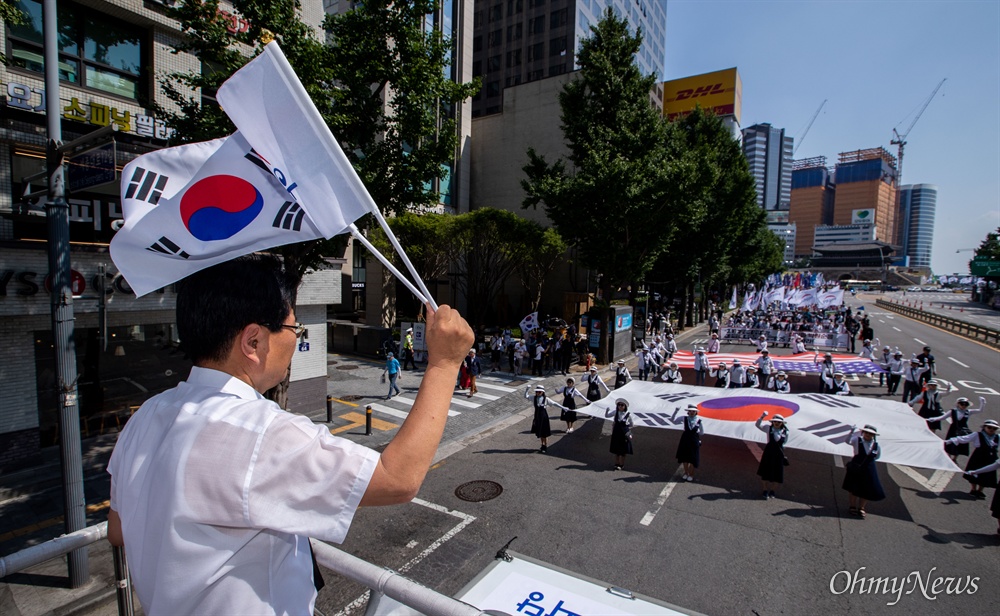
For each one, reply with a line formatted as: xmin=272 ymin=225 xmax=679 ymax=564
xmin=0 ymin=523 xmax=487 ymax=616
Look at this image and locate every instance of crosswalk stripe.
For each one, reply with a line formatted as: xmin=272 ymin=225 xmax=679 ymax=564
xmin=371 ymin=400 xmax=461 ymax=418
xmin=474 ymin=381 xmax=517 ymax=393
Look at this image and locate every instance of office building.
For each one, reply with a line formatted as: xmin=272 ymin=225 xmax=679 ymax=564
xmin=471 ymin=0 xmax=667 ymax=117
xmin=742 ymin=123 xmax=793 ymax=212
xmin=789 ymin=157 xmax=835 ymax=258
xmin=898 ymin=184 xmax=937 ymax=269
xmin=0 ymin=0 xmax=336 ymax=468
xmin=831 ymin=148 xmax=897 ymax=244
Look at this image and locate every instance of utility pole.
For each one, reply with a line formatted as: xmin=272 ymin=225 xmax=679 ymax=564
xmin=43 ymin=0 xmax=88 ymax=586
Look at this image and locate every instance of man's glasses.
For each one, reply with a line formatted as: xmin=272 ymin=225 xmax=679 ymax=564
xmin=280 ymin=323 xmax=308 ymax=339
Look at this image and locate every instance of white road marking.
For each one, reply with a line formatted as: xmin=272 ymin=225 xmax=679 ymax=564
xmin=473 ymin=381 xmax=517 ymax=393
xmin=833 ymin=455 xmax=844 ymax=468
xmin=913 ymin=338 xmax=925 ymax=345
xmin=406 ymin=540 xmax=418 ymax=549
xmin=334 ymin=499 xmax=476 ymax=616
xmin=370 ymin=401 xmax=461 ymax=418
xmin=640 ymin=465 xmax=685 ymax=526
xmin=892 ymin=326 xmax=901 ymax=332
xmin=891 ymin=465 xmax=953 ymax=494
xmin=878 ymin=319 xmax=885 ymax=324
xmin=745 ymin=441 xmax=764 ymax=463
xmin=948 ymin=357 xmax=970 ymax=368
xmin=885 ymin=315 xmax=895 ymax=319
xmin=465 ymin=390 xmax=501 ymax=401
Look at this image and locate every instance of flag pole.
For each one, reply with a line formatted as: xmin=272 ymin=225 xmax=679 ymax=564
xmin=349 ymin=225 xmax=432 ymax=308
xmin=366 ymin=208 xmax=438 ymax=311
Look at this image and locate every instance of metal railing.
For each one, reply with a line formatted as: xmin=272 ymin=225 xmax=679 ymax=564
xmin=876 ymin=299 xmax=1000 ymax=348
xmin=1 ymin=523 xmax=486 ymax=616
xmin=718 ymin=327 xmax=849 ymax=351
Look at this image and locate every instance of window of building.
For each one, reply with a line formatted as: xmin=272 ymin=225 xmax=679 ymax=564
xmin=486 ymin=81 xmax=501 ymax=98
xmin=505 ymin=74 xmax=522 ymax=87
xmin=506 ymin=49 xmax=522 ymax=68
xmin=549 ymin=63 xmax=566 ymax=76
xmin=528 ymin=0 xmax=546 ymax=8
xmin=487 ymin=55 xmax=502 ymax=72
xmin=489 ymin=3 xmax=502 ymax=22
xmin=8 ymin=0 xmax=146 ymax=100
xmin=472 ymin=60 xmax=482 ymax=77
xmin=549 ymin=36 xmax=567 ymax=56
xmin=529 ymin=16 xmax=545 ymax=34
xmin=549 ymin=8 xmax=568 ymax=28
xmin=489 ymin=29 xmax=502 ymax=47
xmin=473 ymin=36 xmax=483 ymax=52
xmin=507 ymin=23 xmax=523 ymax=42
xmin=507 ymin=0 xmax=524 ymax=15
xmin=474 ymin=10 xmax=483 ymax=28
xmin=527 ymin=42 xmax=544 ymax=62
xmin=526 ymin=69 xmax=544 ymax=82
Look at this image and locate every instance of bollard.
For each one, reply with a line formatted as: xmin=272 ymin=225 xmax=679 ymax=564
xmin=365 ymin=405 xmax=373 ymax=435
xmin=327 ymin=395 xmax=333 ymax=424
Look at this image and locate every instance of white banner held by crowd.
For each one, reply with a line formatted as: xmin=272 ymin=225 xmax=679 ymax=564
xmin=575 ymin=382 xmax=959 ymax=472
xmin=109 ymin=132 xmax=325 ymax=296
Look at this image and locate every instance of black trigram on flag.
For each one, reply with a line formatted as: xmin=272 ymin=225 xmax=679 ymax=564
xmin=147 ymin=236 xmax=190 ymax=259
xmin=273 ymin=201 xmax=305 ymax=231
xmin=125 ymin=167 xmax=169 ymax=205
xmin=799 ymin=419 xmax=854 ymax=445
xmin=798 ymin=394 xmax=859 ymax=409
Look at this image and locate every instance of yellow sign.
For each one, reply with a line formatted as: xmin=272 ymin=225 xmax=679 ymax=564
xmin=662 ymin=68 xmax=742 ymax=124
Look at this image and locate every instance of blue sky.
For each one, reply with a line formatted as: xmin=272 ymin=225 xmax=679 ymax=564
xmin=662 ymin=0 xmax=1000 ymax=275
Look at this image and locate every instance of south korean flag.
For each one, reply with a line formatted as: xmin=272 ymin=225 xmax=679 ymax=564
xmin=110 ymin=132 xmax=326 ymax=297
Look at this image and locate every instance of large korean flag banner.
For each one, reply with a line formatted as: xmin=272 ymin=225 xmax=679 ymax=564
xmin=216 ymin=42 xmax=374 ymax=237
xmin=109 ymin=132 xmax=325 ymax=297
xmin=575 ymin=382 xmax=959 ymax=472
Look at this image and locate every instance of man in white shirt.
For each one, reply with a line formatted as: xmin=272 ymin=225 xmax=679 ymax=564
xmin=106 ymin=255 xmax=473 ymax=615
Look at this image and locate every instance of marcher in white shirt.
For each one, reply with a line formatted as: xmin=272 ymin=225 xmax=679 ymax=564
xmin=755 ymin=334 xmax=768 ymax=354
xmin=768 ymin=371 xmax=791 ymax=394
xmin=658 ymin=361 xmax=682 ymax=383
xmin=823 ymin=370 xmax=852 ymax=395
xmin=693 ymin=347 xmax=710 ymax=386
xmin=753 ymin=350 xmax=775 ymax=390
xmin=729 ymin=359 xmax=746 ymax=389
xmin=106 ymin=256 xmax=474 ymax=616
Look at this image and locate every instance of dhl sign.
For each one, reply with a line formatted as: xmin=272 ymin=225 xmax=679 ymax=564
xmin=662 ymin=67 xmax=742 ymax=124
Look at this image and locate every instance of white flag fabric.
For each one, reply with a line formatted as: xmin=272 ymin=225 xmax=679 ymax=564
xmin=728 ymin=286 xmax=737 ymax=310
xmin=520 ymin=312 xmax=540 ymax=333
xmin=216 ymin=42 xmax=374 ymax=237
xmin=109 ymin=132 xmax=325 ymax=296
xmin=764 ymin=286 xmax=785 ymax=305
xmin=817 ymin=288 xmax=844 ymax=309
xmin=574 ymin=382 xmax=960 ymax=472
xmin=797 ymin=288 xmax=819 ymax=308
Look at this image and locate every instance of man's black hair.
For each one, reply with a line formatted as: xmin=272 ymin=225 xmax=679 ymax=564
xmin=176 ymin=254 xmax=296 ymax=364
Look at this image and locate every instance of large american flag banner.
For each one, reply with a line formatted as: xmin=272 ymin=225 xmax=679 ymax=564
xmin=671 ymin=351 xmax=884 ymax=374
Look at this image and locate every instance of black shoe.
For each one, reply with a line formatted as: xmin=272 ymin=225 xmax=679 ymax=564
xmin=975 ymin=490 xmax=987 ymax=499
xmin=540 ymin=445 xmax=547 ymax=453
xmin=768 ymin=491 xmax=776 ymax=499
xmin=762 ymin=491 xmax=769 ymax=500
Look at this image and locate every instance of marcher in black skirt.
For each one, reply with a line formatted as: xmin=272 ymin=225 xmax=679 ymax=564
xmin=671 ymin=404 xmax=703 ymax=482
xmin=925 ymin=396 xmax=985 ymax=462
xmin=524 ymin=385 xmax=568 ymax=453
xmin=582 ymin=366 xmax=610 ymax=403
xmin=555 ymin=377 xmax=589 ymax=433
xmin=966 ymin=460 xmax=1000 ymax=534
xmin=843 ymin=425 xmax=885 ymax=519
xmin=755 ymin=412 xmax=788 ymax=499
xmin=908 ymin=379 xmax=947 ymax=431
xmin=613 ymin=359 xmax=632 ymax=389
xmin=945 ymin=419 xmax=999 ymax=499
xmin=606 ymin=398 xmax=634 ymax=470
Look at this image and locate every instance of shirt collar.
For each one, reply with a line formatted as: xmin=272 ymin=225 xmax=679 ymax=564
xmin=187 ymin=366 xmax=264 ymax=401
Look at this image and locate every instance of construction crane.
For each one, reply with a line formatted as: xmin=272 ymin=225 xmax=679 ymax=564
xmin=891 ymin=78 xmax=946 ymax=191
xmin=793 ymin=99 xmax=827 ymax=156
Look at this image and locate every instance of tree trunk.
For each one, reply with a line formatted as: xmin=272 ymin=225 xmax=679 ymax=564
xmin=675 ymin=283 xmax=687 ymax=332
xmin=686 ymin=281 xmax=695 ymax=328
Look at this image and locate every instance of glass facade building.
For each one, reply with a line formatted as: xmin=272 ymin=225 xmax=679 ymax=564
xmin=898 ymin=184 xmax=937 ymax=269
xmin=742 ymin=123 xmax=793 ymax=211
xmin=471 ymin=0 xmax=667 ymax=117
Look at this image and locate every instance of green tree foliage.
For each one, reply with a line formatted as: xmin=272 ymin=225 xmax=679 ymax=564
xmin=521 ymin=10 xmax=677 ymax=359
xmin=155 ymin=0 xmax=478 ymax=281
xmin=517 ymin=227 xmax=568 ymax=312
xmin=0 ymin=0 xmax=26 ymax=62
xmin=972 ymin=227 xmax=1000 ymax=262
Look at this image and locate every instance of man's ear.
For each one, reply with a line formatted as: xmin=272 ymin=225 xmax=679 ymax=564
xmin=240 ymin=323 xmax=265 ymax=365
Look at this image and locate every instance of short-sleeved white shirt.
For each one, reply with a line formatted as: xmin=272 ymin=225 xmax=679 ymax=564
xmin=108 ymin=367 xmax=379 ymax=615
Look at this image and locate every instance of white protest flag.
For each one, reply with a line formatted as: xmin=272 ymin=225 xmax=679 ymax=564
xmin=764 ymin=286 xmax=785 ymax=305
xmin=817 ymin=287 xmax=844 ymax=309
xmin=728 ymin=285 xmax=737 ymax=310
xmin=109 ymin=132 xmax=325 ymax=297
xmin=520 ymin=312 xmax=539 ymax=333
xmin=215 ymin=42 xmax=372 ymax=238
xmin=574 ymin=382 xmax=960 ymax=472
xmin=798 ymin=287 xmax=819 ymax=309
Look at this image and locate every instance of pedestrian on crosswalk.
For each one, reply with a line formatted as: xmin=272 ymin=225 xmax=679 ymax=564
xmin=383 ymin=352 xmax=401 ymax=399
xmin=464 ymin=348 xmax=482 ymax=398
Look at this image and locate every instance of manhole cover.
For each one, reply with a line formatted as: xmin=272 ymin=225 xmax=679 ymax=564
xmin=455 ymin=480 xmax=503 ymax=502
xmin=340 ymin=395 xmax=363 ymax=402
xmin=335 ymin=365 xmax=359 ymax=370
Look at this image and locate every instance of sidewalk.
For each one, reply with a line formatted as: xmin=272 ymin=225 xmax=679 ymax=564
xmin=0 ymin=319 xmax=711 ymax=615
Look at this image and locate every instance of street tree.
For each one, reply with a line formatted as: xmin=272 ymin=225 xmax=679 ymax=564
xmin=517 ymin=227 xmax=568 ymax=313
xmin=522 ymin=9 xmax=676 ymax=362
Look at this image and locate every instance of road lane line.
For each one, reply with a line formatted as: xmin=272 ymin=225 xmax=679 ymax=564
xmin=878 ymin=319 xmax=885 ymax=324
xmin=640 ymin=465 xmax=685 ymax=526
xmin=891 ymin=464 xmax=952 ymax=494
xmin=833 ymin=455 xmax=844 ymax=468
xmin=892 ymin=327 xmax=901 ymax=332
xmin=745 ymin=441 xmax=764 ymax=463
xmin=914 ymin=338 xmax=925 ymax=345
xmin=948 ymin=357 xmax=970 ymax=368
xmin=334 ymin=499 xmax=476 ymax=616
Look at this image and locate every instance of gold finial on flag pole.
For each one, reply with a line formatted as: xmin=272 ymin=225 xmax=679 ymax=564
xmin=261 ymin=29 xmax=275 ymax=45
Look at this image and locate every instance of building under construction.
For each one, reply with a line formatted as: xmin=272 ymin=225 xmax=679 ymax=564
xmin=832 ymin=147 xmax=898 ymax=245
xmin=788 ymin=156 xmax=834 ymax=257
